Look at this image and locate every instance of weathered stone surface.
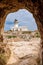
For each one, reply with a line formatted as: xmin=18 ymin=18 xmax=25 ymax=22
xmin=7 ymin=39 xmax=41 ymax=65
xmin=0 ymin=0 xmax=43 ymax=65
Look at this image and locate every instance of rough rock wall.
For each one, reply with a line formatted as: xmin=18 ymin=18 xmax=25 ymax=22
xmin=0 ymin=0 xmax=43 ymax=64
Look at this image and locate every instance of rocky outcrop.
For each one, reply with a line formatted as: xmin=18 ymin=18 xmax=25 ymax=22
xmin=0 ymin=0 xmax=43 ymax=65
xmin=6 ymin=39 xmax=41 ymax=65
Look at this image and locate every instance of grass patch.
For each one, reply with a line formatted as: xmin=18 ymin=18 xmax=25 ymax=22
xmin=7 ymin=35 xmax=17 ymax=38
xmin=22 ymin=31 xmax=32 ymax=34
xmin=35 ymin=32 xmax=40 ymax=38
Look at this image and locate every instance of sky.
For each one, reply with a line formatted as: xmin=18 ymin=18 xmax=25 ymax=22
xmin=4 ymin=9 xmax=38 ymax=31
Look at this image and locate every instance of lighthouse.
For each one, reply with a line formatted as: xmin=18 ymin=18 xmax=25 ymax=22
xmin=11 ymin=19 xmax=29 ymax=32
xmin=14 ymin=19 xmax=19 ymax=31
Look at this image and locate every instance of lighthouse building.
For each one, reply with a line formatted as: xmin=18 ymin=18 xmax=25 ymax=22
xmin=11 ymin=19 xmax=28 ymax=32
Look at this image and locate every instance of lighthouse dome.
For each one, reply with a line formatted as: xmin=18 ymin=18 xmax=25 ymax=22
xmin=14 ymin=19 xmax=19 ymax=24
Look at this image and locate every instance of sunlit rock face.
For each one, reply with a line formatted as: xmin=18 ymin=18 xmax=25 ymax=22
xmin=0 ymin=0 xmax=43 ymax=65
xmin=6 ymin=39 xmax=41 ymax=65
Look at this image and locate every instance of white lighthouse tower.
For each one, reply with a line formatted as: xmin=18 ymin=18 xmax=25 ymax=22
xmin=13 ymin=19 xmax=19 ymax=31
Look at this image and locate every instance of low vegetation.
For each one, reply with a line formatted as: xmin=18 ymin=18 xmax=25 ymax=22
xmin=7 ymin=35 xmax=17 ymax=38
xmin=22 ymin=31 xmax=32 ymax=34
xmin=35 ymin=32 xmax=40 ymax=38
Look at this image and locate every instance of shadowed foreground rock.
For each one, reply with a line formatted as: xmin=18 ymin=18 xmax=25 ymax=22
xmin=0 ymin=43 xmax=11 ymax=65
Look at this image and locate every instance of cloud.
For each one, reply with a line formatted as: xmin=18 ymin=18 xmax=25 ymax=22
xmin=6 ymin=9 xmax=33 ymax=22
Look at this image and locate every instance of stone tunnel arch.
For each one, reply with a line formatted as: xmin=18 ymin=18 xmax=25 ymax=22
xmin=0 ymin=0 xmax=43 ymax=64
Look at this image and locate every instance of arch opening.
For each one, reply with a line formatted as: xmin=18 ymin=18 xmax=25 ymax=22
xmin=4 ymin=9 xmax=41 ymax=40
xmin=4 ymin=9 xmax=38 ymax=31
